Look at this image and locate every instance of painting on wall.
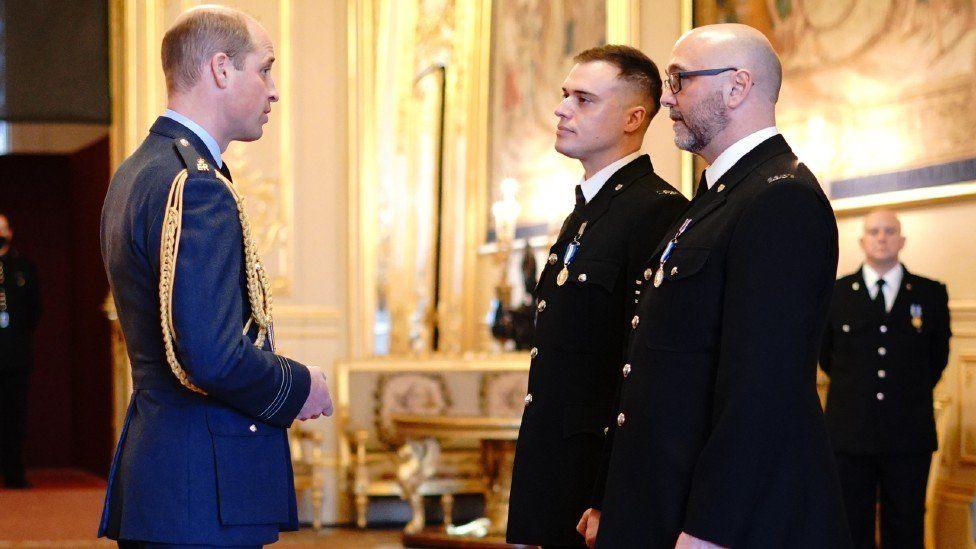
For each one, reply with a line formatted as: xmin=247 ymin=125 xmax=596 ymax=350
xmin=487 ymin=0 xmax=608 ymax=241
xmin=694 ymin=0 xmax=976 ymax=211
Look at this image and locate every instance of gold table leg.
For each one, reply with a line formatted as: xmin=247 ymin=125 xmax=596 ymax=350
xmin=480 ymin=439 xmax=516 ymax=536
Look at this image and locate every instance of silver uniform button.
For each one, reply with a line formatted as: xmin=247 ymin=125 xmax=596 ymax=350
xmin=548 ymin=253 xmax=558 ymax=265
xmin=537 ymin=300 xmax=547 ymax=312
xmin=631 ymin=315 xmax=640 ymax=329
xmin=622 ymin=364 xmax=631 ymax=377
xmin=524 ymin=394 xmax=533 ymax=406
xmin=878 ymin=347 xmax=887 ymax=356
xmin=249 ymin=424 xmax=258 ymax=433
xmin=603 ymin=426 xmax=609 ymax=435
xmin=578 ymin=273 xmax=587 ymax=283
xmin=644 ymin=268 xmax=653 ymax=280
xmin=878 ymin=370 xmax=886 ymax=379
xmin=635 ymin=279 xmax=642 ymax=285
xmin=852 ymin=282 xmax=860 ymax=291
xmin=879 ymin=325 xmax=888 ymax=333
xmin=842 ymin=324 xmax=851 ymax=333
xmin=670 ymin=266 xmax=678 ymax=276
xmin=876 ymin=392 xmax=885 ymax=401
xmin=616 ymin=413 xmax=626 ymax=427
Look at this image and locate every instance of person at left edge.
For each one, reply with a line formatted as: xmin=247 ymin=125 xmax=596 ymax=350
xmin=507 ymin=45 xmax=688 ymax=549
xmin=99 ymin=6 xmax=334 ymax=548
xmin=0 ymin=212 xmax=41 ymax=489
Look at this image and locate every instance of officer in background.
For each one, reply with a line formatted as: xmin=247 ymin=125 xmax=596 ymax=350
xmin=821 ymin=209 xmax=952 ymax=549
xmin=0 ymin=212 xmax=41 ymax=489
xmin=507 ymin=45 xmax=687 ymax=548
xmin=99 ymin=6 xmax=333 ymax=547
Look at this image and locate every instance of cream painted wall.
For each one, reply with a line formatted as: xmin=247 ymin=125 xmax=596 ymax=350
xmin=638 ymin=0 xmax=685 ymax=193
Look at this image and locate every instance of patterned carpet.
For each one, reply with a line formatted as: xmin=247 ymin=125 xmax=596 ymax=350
xmin=0 ymin=469 xmax=401 ymax=548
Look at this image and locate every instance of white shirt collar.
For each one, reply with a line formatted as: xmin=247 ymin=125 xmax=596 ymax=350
xmin=163 ymin=109 xmax=223 ymax=168
xmin=862 ymin=263 xmax=904 ymax=311
xmin=704 ymin=127 xmax=779 ymax=188
xmin=579 ymin=151 xmax=643 ymax=203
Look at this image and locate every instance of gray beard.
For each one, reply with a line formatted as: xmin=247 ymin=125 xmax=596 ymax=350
xmin=673 ymin=90 xmax=729 ymax=153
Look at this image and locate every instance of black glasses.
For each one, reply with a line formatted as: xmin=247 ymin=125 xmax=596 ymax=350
xmin=665 ymin=67 xmax=738 ymax=94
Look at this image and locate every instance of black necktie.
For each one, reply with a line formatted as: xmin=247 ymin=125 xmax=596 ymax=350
xmin=219 ymin=162 xmax=233 ymax=182
xmin=873 ymin=279 xmax=887 ymax=315
xmin=694 ymin=171 xmax=709 ymax=200
xmin=574 ymin=185 xmax=586 ymax=211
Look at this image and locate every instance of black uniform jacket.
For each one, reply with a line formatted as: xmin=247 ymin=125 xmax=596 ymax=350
xmin=595 ymin=136 xmax=852 ymax=549
xmin=820 ymin=267 xmax=951 ymax=455
xmin=506 ymin=155 xmax=687 ymax=546
xmin=0 ymin=249 xmax=40 ymax=369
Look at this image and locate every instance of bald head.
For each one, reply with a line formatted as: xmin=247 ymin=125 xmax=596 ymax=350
xmin=676 ymin=24 xmax=782 ymax=103
xmin=162 ymin=5 xmax=259 ymax=94
xmin=860 ymin=209 xmax=905 ymax=270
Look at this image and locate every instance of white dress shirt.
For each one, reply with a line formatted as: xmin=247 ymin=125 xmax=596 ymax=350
xmin=704 ymin=127 xmax=779 ymax=189
xmin=162 ymin=109 xmax=223 ymax=168
xmin=579 ymin=151 xmax=643 ymax=203
xmin=862 ymin=263 xmax=904 ymax=312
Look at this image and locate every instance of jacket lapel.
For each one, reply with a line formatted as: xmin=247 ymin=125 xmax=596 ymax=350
xmin=889 ymin=265 xmax=915 ymax=319
xmin=647 ymin=135 xmax=794 ymax=260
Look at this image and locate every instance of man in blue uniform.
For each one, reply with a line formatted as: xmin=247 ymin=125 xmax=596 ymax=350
xmin=99 ymin=6 xmax=333 ymax=547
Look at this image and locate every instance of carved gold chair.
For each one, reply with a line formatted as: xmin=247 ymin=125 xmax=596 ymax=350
xmin=345 ymin=372 xmax=485 ymax=528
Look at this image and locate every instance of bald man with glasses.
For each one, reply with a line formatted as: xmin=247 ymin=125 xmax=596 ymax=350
xmin=577 ymin=24 xmax=851 ymax=549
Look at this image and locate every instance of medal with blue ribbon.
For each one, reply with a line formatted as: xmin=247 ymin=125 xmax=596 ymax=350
xmin=556 ymin=222 xmax=587 ymax=286
xmin=910 ymin=303 xmax=923 ymax=332
xmin=655 ymin=218 xmax=692 ymax=287
xmin=0 ymin=260 xmax=7 ymax=329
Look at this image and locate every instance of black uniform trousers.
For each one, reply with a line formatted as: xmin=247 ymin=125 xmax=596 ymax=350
xmin=0 ymin=340 xmax=31 ymax=485
xmin=835 ymin=452 xmax=931 ymax=549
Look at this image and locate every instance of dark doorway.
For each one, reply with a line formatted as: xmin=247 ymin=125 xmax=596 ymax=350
xmin=0 ymin=136 xmax=113 ymax=477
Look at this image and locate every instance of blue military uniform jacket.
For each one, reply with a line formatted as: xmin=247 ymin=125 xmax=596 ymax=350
xmin=98 ymin=116 xmax=312 ymax=545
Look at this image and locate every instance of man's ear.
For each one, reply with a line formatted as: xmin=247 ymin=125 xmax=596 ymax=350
xmin=210 ymin=52 xmax=231 ymax=90
xmin=624 ymin=105 xmax=647 ymax=133
xmin=727 ymin=69 xmax=754 ymax=109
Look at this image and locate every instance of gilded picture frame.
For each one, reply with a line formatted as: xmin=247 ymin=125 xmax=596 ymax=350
xmin=693 ymin=0 xmax=976 ymax=214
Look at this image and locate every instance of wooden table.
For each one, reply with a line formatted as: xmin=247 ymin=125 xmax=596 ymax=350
xmin=391 ymin=414 xmax=524 ymax=547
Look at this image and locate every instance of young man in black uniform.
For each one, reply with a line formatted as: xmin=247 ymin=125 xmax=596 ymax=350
xmin=579 ymin=24 xmax=851 ymax=548
xmin=0 ymin=213 xmax=41 ymax=489
xmin=821 ymin=209 xmax=952 ymax=549
xmin=506 ymin=45 xmax=687 ymax=548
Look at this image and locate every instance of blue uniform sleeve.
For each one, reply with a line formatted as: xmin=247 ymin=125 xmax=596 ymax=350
xmin=168 ymin=175 xmax=311 ymax=427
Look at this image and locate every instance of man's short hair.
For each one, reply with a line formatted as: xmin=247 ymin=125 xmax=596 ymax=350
xmin=574 ymin=44 xmax=663 ymax=119
xmin=161 ymin=7 xmax=255 ymax=94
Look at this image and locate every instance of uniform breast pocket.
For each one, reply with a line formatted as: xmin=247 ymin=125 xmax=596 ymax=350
xmin=205 ymin=405 xmax=289 ymax=525
xmin=642 ymin=246 xmax=714 ymax=351
xmin=550 ymin=258 xmax=620 ymax=352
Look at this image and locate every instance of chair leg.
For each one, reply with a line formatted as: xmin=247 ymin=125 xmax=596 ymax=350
xmin=441 ymin=493 xmax=454 ymax=527
xmin=355 ymin=493 xmax=368 ymax=529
